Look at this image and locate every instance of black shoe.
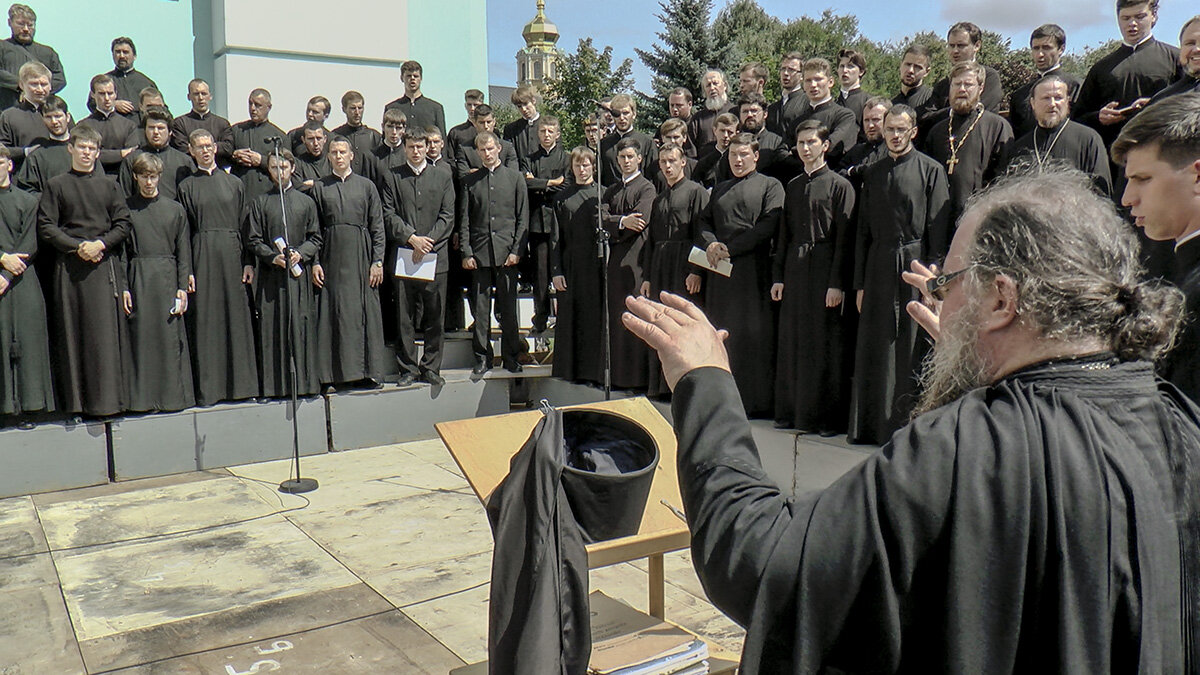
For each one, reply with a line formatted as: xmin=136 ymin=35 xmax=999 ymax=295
xmin=422 ymin=371 xmax=446 ymax=386
xmin=472 ymin=359 xmax=491 ymax=375
xmin=365 ymin=378 xmax=384 ymax=390
xmin=773 ymin=419 xmax=793 ymax=429
xmin=504 ymin=362 xmax=523 ymax=374
xmin=396 ymin=373 xmax=417 ymax=387
xmin=818 ymin=428 xmax=839 ymax=438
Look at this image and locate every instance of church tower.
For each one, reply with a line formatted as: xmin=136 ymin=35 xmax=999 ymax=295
xmin=516 ymin=0 xmax=559 ymax=87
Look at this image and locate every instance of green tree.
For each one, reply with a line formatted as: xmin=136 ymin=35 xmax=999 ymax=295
xmin=635 ymin=0 xmax=729 ymax=126
xmin=712 ymin=0 xmax=783 ymax=79
xmin=544 ymin=38 xmax=635 ymax=148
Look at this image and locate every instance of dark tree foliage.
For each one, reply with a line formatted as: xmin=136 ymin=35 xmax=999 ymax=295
xmin=544 ymin=38 xmax=635 ymax=148
xmin=635 ymin=0 xmax=731 ymax=127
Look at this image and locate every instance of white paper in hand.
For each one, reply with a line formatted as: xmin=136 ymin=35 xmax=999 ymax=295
xmin=394 ymin=248 xmax=437 ymax=281
xmin=687 ymin=246 xmax=732 ymax=277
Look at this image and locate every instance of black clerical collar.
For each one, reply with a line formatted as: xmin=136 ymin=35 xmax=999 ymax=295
xmin=839 ymin=87 xmax=860 ymax=99
xmin=428 ymin=154 xmax=443 ymax=164
xmin=809 ymin=97 xmax=833 ymax=108
xmin=403 ymin=93 xmax=423 ymax=103
xmin=483 ymin=162 xmax=501 ymax=173
xmin=617 ymin=128 xmax=633 ymax=137
xmin=69 ymin=167 xmax=94 ymax=176
xmin=804 ymin=163 xmax=828 ymax=177
xmin=1123 ymin=34 xmax=1154 ymax=50
xmin=191 ymin=110 xmax=211 ymax=119
xmin=95 ymin=108 xmax=117 ymax=120
xmin=407 ymin=160 xmax=427 ymax=175
xmin=1003 ymin=352 xmax=1121 ymax=383
xmin=142 ymin=143 xmax=169 ymax=152
xmin=197 ymin=165 xmax=218 ymax=175
xmin=539 ymin=144 xmax=558 ymax=155
xmin=890 ymin=148 xmax=916 ymax=163
xmin=332 ymin=170 xmax=353 ymax=181
xmin=1176 ymin=228 xmax=1200 ymax=250
xmin=1038 ymin=64 xmax=1062 ymax=77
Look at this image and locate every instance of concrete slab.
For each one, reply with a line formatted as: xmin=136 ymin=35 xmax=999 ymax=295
xmin=0 ymin=579 xmax=87 ymax=674
xmin=0 ymin=420 xmax=108 ymax=498
xmin=107 ymin=610 xmax=465 ymax=674
xmin=109 ymin=398 xmax=328 ymax=481
xmin=36 ymin=473 xmax=283 ymax=551
xmin=327 ymin=378 xmax=510 ymax=451
xmin=52 ymin=516 xmax=370 ymax=671
xmin=0 ymin=495 xmax=47 ymax=556
xmin=401 ymin=582 xmax=491 ymax=665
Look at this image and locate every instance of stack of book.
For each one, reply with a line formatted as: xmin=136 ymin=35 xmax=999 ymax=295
xmin=587 ymin=592 xmax=712 ymax=675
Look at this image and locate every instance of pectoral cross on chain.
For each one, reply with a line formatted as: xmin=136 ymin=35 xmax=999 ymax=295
xmin=946 ymin=154 xmax=958 ymax=175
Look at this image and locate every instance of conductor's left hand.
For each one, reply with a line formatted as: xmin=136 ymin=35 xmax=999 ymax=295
xmin=622 ymin=292 xmax=730 ymax=391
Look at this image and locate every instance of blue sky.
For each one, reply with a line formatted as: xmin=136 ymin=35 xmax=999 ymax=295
xmin=487 ymin=0 xmax=1196 ymax=88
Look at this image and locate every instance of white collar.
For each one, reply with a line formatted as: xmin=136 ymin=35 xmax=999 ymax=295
xmin=1176 ymin=227 xmax=1200 ymax=248
xmin=808 ymin=95 xmax=833 ymax=107
xmin=1123 ymin=34 xmax=1153 ymax=49
xmin=407 ymin=159 xmax=427 ymax=174
xmin=333 ymin=169 xmax=353 ymax=181
xmin=622 ymin=170 xmax=642 ymax=184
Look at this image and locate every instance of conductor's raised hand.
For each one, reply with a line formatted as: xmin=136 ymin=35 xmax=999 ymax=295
xmin=622 ymin=292 xmax=730 ymax=391
xmin=901 ymin=259 xmax=941 ymax=341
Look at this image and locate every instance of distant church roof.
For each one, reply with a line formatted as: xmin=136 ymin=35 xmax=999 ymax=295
xmin=522 ymin=0 xmax=559 ymax=49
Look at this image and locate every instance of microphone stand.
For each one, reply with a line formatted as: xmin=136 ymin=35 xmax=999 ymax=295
xmin=266 ymin=137 xmax=317 ymax=495
xmin=594 ymin=102 xmax=611 ymax=401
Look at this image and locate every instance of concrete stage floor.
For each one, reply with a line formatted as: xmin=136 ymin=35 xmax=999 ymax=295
xmin=1 ymin=420 xmax=874 ymax=673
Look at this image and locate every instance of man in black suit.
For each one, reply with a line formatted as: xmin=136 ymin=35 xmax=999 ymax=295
xmin=520 ymin=115 xmax=569 ymax=335
xmin=381 ymin=127 xmax=456 ymax=386
xmin=457 ymin=131 xmax=528 ymax=374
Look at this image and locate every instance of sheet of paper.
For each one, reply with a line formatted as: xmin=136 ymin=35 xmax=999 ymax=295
xmin=687 ymin=246 xmax=732 ymax=277
xmin=394 ymin=248 xmax=437 ymax=281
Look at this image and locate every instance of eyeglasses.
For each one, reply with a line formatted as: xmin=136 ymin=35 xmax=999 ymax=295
xmin=925 ymin=266 xmax=972 ymax=301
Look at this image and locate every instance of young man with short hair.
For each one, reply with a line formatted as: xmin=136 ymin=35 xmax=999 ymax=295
xmin=93 ymin=36 xmax=157 ymax=119
xmin=385 ymin=60 xmax=446 ymax=137
xmin=76 ymin=73 xmax=138 ymax=173
xmin=332 ymin=90 xmax=382 ymax=174
xmin=1007 ymin=24 xmax=1082 ymax=137
xmin=0 ymin=3 xmax=63 ymax=110
xmin=169 ymin=78 xmax=234 ymax=164
xmin=117 ymin=106 xmax=194 ymax=201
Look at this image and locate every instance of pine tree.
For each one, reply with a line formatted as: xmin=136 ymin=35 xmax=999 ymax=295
xmin=544 ymin=38 xmax=635 ymax=148
xmin=634 ymin=0 xmax=729 ymax=128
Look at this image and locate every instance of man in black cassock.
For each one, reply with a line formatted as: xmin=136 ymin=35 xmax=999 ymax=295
xmin=928 ymin=22 xmax=1006 ymax=119
xmin=838 ymin=96 xmax=890 ymax=182
xmin=446 ymin=88 xmax=484 ymax=161
xmin=363 ymin=108 xmax=407 ymax=194
xmin=245 ymin=150 xmax=322 ymax=398
xmin=640 ymin=142 xmax=706 ymax=396
xmin=1115 ymin=93 xmax=1200 ymax=405
xmin=426 ymin=127 xmax=450 ymax=170
xmin=693 ymin=112 xmax=738 ymax=188
xmin=122 ymin=152 xmax=194 ymax=413
xmin=699 ymin=133 xmax=784 ymax=417
xmin=293 ymin=122 xmax=330 ymax=191
xmin=767 ymin=54 xmax=808 ymax=141
xmin=1007 ymin=25 xmax=1082 ymax=138
xmin=309 ymin=136 xmax=387 ymax=390
xmin=735 ymin=92 xmax=790 ymax=180
xmin=0 ymin=143 xmax=52 ymax=418
xmin=452 ymin=104 xmax=519 ymax=182
xmin=1075 ymin=0 xmax=1181 ymax=148
xmin=169 ymin=79 xmax=234 ymax=165
xmin=660 ymin=87 xmax=699 ymax=159
xmin=550 ymin=148 xmax=604 ymax=385
xmin=117 ymin=107 xmax=195 ymax=201
xmin=177 ymin=128 xmax=259 ymax=405
xmin=924 ymin=62 xmax=1013 ymax=221
xmin=381 ymin=128 xmax=456 ymax=386
xmin=520 ymin=115 xmax=568 ymax=336
xmin=1149 ymin=17 xmax=1200 ymax=103
xmin=231 ymin=88 xmax=286 ymax=205
xmin=76 ymin=74 xmax=139 ymax=174
xmin=599 ymin=136 xmax=655 ymax=391
xmin=599 ymin=94 xmax=657 ymax=187
xmin=836 ymin=49 xmax=871 ymax=131
xmin=772 ymin=120 xmax=855 ymax=435
xmin=620 ymin=167 xmax=1199 ymax=674
xmin=457 ymin=131 xmax=527 ymax=375
xmin=331 ymin=91 xmax=381 ymax=176
xmin=36 ymin=127 xmax=132 ymax=416
xmin=14 ymin=94 xmax=72 ymax=195
xmin=503 ymin=85 xmax=542 ymax=162
xmin=1005 ymin=74 xmax=1111 ymax=196
xmin=0 ymin=4 xmax=63 ymax=111
xmin=793 ymin=58 xmax=858 ymax=168
xmin=690 ymin=70 xmax=735 ymax=149
xmin=0 ymin=60 xmax=52 ymax=166
xmin=851 ymin=104 xmax=950 ymax=445
xmin=891 ymin=44 xmax=936 ymax=122
xmin=284 ymin=96 xmax=330 ymax=158
xmin=385 ymin=60 xmax=446 ymax=137
xmin=652 ymin=119 xmax=697 ymax=192
xmin=91 ymin=37 xmax=156 ymax=120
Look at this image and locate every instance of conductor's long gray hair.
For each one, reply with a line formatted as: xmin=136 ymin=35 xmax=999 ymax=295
xmin=961 ymin=168 xmax=1184 ymax=363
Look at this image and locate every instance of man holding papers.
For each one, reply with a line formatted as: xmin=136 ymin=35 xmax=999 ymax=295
xmin=381 ymin=127 xmax=456 ymax=386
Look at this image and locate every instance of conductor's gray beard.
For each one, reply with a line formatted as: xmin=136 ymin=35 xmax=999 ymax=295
xmin=914 ymin=291 xmax=991 ymax=417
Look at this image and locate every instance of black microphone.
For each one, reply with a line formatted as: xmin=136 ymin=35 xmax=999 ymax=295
xmin=263 ymin=136 xmax=282 ymax=144
xmin=588 ymin=99 xmax=611 ymax=111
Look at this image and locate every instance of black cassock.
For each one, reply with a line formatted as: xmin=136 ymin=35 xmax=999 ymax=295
xmin=246 ymin=185 xmax=322 ymax=398
xmin=330 ymin=123 xmax=382 ymax=176
xmin=76 ymin=110 xmax=138 ymax=173
xmin=671 ymin=359 xmax=1196 ymax=673
xmin=125 ymin=194 xmax=194 ymax=412
xmin=1165 ymin=237 xmax=1200 ymax=402
xmin=851 ymin=150 xmax=949 ymax=445
xmin=774 ymin=167 xmax=855 ymax=433
xmin=169 ymin=110 xmax=235 ymax=164
xmin=117 ymin=145 xmax=195 ymax=201
xmin=929 ymin=64 xmax=1006 ymax=117
xmin=0 ymin=183 xmax=53 ymax=415
xmin=502 ymin=117 xmax=540 ymax=164
xmin=1075 ymin=38 xmax=1181 ymax=147
xmin=384 ymin=95 xmax=446 ymax=137
xmin=177 ymin=167 xmax=259 ymax=405
xmin=231 ymin=119 xmax=287 ymax=204
xmin=924 ymin=107 xmax=1012 ymax=220
xmin=791 ymin=100 xmax=858 ymax=167
xmin=309 ymin=173 xmax=388 ymax=385
xmin=1007 ymin=68 xmax=1082 ymax=138
xmin=1005 ymin=120 xmax=1112 ymax=197
xmin=599 ymin=130 xmax=658 ymax=187
xmin=699 ymin=171 xmax=785 ymax=418
xmin=642 ymin=178 xmax=707 ymax=396
xmin=0 ymin=101 xmax=46 ymax=164
xmin=521 ymin=143 xmax=570 ymax=333
xmin=600 ymin=174 xmax=655 ymax=390
xmin=37 ymin=170 xmax=133 ymax=416
xmin=14 ymin=140 xmax=72 ymax=195
xmin=550 ymin=182 xmax=604 ymax=385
